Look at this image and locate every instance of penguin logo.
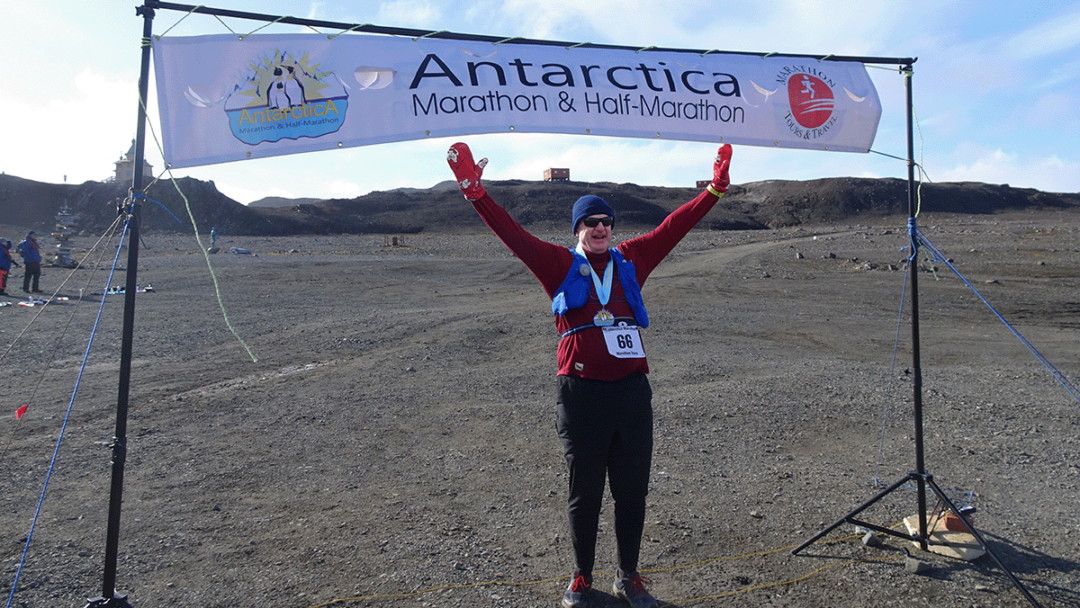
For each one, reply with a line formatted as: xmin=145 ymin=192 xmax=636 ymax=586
xmin=267 ymin=65 xmax=306 ymax=109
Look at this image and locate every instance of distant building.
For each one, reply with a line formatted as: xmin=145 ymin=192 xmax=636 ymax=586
xmin=696 ymin=180 xmax=711 ymax=188
xmin=114 ymin=139 xmax=153 ymax=184
xmin=544 ymin=168 xmax=570 ymax=181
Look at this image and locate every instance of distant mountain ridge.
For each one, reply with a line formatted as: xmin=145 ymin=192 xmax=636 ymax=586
xmin=248 ymin=181 xmax=462 ymax=209
xmin=247 ymin=196 xmax=323 ymax=208
xmin=1 ymin=173 xmax=1077 ymax=237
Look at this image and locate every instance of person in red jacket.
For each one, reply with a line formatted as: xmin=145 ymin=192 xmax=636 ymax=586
xmin=448 ymin=142 xmax=733 ymax=608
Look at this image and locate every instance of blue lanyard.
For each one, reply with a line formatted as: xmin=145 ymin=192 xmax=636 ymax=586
xmin=575 ymin=245 xmax=612 ymax=306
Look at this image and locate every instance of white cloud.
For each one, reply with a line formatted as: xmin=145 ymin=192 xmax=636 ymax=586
xmin=376 ymin=0 xmax=444 ymax=28
xmin=216 ymin=183 xmax=297 ymax=205
xmin=1003 ymin=6 xmax=1080 ymax=60
xmin=1014 ymin=155 xmax=1080 ymax=194
xmin=938 ymin=148 xmax=1016 ymax=185
xmin=305 ymin=2 xmax=325 ymax=21
xmin=937 ymin=146 xmax=1080 ymax=192
xmin=0 ymin=68 xmax=136 ymax=184
xmin=325 ymin=179 xmax=365 ymax=199
xmin=498 ymin=138 xmax=705 ymax=185
xmin=1023 ymin=92 xmax=1079 ymax=131
xmin=2 ymin=0 xmax=1075 ymax=200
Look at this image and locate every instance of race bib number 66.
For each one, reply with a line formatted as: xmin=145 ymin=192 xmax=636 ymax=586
xmin=602 ymin=326 xmax=645 ymax=359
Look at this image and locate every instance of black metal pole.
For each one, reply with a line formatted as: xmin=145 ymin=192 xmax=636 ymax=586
xmin=901 ymin=64 xmax=1040 ymax=607
xmin=86 ymin=4 xmax=154 ymax=607
xmin=794 ymin=62 xmax=1042 ymax=608
xmin=904 ymin=64 xmax=930 ymax=551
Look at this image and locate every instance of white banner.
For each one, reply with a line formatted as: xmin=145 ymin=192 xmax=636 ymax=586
xmin=152 ymin=33 xmax=882 ymax=169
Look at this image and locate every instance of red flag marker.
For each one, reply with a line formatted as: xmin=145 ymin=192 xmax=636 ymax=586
xmin=15 ymin=405 xmax=28 ymax=420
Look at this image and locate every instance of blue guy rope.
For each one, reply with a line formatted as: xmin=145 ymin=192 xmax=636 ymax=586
xmin=874 ymin=232 xmax=979 ymax=506
xmin=6 ymin=222 xmax=131 ymax=608
xmin=916 ymin=228 xmax=1080 ymax=404
xmin=133 ymin=192 xmax=184 ymax=225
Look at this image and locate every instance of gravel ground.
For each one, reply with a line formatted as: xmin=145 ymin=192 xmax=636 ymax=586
xmin=2 ymin=211 xmax=1078 ymax=608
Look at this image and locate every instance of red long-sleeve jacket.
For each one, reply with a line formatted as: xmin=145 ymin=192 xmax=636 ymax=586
xmin=470 ymin=189 xmax=721 ymax=381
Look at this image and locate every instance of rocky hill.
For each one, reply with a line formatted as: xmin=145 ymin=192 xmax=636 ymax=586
xmin=1 ymin=173 xmax=1077 ymax=238
xmin=247 ymin=195 xmax=323 ymax=208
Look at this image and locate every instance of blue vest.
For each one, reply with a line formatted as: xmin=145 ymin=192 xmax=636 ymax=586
xmin=551 ymin=248 xmax=649 ymax=328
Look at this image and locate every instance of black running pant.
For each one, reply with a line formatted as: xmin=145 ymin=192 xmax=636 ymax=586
xmin=22 ymin=262 xmax=40 ymax=292
xmin=556 ymin=372 xmax=653 ymax=575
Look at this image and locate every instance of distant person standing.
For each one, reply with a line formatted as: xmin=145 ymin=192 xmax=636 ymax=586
xmin=17 ymin=231 xmax=42 ymax=293
xmin=0 ymin=238 xmax=18 ymax=296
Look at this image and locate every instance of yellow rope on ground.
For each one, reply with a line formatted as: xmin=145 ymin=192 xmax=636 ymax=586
xmin=676 ymin=554 xmax=905 ymax=604
xmin=304 ymin=575 xmax=570 ymax=608
xmin=644 ymin=535 xmax=846 ymax=575
xmin=301 ymin=531 xmax=905 ymax=608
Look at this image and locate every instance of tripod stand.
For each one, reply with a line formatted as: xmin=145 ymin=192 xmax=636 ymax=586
xmin=790 ymin=66 xmax=1041 ymax=608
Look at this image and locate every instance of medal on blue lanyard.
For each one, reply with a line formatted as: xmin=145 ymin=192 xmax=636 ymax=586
xmin=576 ymin=245 xmax=615 ymax=327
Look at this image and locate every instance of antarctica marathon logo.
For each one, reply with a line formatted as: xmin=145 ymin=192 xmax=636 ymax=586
xmin=223 ymin=50 xmax=348 ymax=145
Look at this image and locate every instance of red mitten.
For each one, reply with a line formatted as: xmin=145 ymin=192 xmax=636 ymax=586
xmin=447 ymin=142 xmax=488 ymax=201
xmin=709 ymin=143 xmax=733 ymax=194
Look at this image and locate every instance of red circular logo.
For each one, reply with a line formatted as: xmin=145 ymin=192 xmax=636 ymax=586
xmin=787 ymin=74 xmax=834 ymax=129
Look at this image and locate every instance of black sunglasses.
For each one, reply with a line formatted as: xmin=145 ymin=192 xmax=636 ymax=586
xmin=582 ymin=216 xmax=614 ymax=228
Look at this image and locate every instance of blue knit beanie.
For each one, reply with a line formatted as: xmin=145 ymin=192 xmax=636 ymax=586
xmin=571 ymin=195 xmax=615 ymax=234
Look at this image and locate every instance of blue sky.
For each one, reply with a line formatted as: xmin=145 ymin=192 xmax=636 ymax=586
xmin=2 ymin=1 xmax=1078 ymax=204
